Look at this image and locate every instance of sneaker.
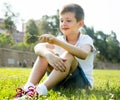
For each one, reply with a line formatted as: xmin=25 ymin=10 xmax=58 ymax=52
xmin=25 ymin=86 xmax=38 ymax=99
xmin=14 ymin=87 xmax=26 ymax=100
xmin=14 ymin=86 xmax=38 ymax=100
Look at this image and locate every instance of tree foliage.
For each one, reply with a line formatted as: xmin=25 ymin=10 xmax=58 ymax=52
xmin=2 ymin=3 xmax=17 ymax=33
xmin=0 ymin=33 xmax=14 ymax=48
xmin=37 ymin=12 xmax=60 ymax=36
xmin=84 ymin=25 xmax=120 ymax=63
xmin=25 ymin=19 xmax=39 ymax=44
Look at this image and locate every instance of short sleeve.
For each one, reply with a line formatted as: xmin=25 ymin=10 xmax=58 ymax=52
xmin=76 ymin=34 xmax=96 ymax=52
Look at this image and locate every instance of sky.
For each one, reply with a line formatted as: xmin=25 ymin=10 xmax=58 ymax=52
xmin=0 ymin=0 xmax=120 ymax=42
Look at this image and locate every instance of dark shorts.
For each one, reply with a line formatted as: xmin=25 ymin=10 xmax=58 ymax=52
xmin=47 ymin=63 xmax=91 ymax=90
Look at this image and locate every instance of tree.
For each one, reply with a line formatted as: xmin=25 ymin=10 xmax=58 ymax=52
xmin=0 ymin=33 xmax=14 ymax=48
xmin=83 ymin=25 xmax=95 ymax=39
xmin=25 ymin=19 xmax=39 ymax=44
xmin=48 ymin=14 xmax=60 ymax=36
xmin=37 ymin=11 xmax=60 ymax=36
xmin=3 ymin=3 xmax=17 ymax=34
xmin=83 ymin=25 xmax=120 ymax=63
xmin=106 ymin=31 xmax=120 ymax=62
xmin=37 ymin=15 xmax=51 ymax=34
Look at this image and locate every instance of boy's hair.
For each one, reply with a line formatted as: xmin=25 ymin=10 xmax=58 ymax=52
xmin=59 ymin=3 xmax=84 ymax=22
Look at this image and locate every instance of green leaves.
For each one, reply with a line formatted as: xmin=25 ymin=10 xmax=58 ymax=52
xmin=0 ymin=33 xmax=14 ymax=48
xmin=25 ymin=19 xmax=39 ymax=44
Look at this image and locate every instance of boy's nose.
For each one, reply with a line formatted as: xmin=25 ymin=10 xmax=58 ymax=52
xmin=61 ymin=21 xmax=67 ymax=26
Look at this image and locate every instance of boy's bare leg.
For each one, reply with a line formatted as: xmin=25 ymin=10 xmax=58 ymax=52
xmin=43 ymin=52 xmax=78 ymax=90
xmin=27 ymin=56 xmax=48 ymax=85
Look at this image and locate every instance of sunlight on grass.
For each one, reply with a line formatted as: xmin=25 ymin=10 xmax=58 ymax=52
xmin=0 ymin=67 xmax=120 ymax=100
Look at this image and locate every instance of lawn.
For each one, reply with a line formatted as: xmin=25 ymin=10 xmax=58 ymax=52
xmin=0 ymin=67 xmax=120 ymax=100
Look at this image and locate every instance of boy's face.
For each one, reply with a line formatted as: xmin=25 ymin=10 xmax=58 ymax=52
xmin=59 ymin=12 xmax=83 ymax=36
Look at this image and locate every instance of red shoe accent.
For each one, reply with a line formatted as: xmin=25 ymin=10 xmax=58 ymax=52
xmin=25 ymin=86 xmax=38 ymax=99
xmin=14 ymin=88 xmax=25 ymax=98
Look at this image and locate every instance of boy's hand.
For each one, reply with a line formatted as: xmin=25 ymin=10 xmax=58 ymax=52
xmin=39 ymin=34 xmax=57 ymax=44
xmin=45 ymin=52 xmax=66 ymax=72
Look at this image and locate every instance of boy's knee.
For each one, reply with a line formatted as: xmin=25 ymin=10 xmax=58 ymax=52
xmin=61 ymin=52 xmax=75 ymax=61
xmin=34 ymin=43 xmax=41 ymax=55
xmin=61 ymin=52 xmax=77 ymax=66
xmin=61 ymin=52 xmax=78 ymax=72
xmin=34 ymin=43 xmax=48 ymax=55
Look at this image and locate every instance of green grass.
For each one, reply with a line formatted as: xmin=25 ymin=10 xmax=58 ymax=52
xmin=0 ymin=67 xmax=120 ymax=100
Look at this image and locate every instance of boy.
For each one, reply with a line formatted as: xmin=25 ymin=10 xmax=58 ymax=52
xmin=14 ymin=3 xmax=95 ymax=100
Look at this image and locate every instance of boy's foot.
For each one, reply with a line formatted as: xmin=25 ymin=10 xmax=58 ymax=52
xmin=14 ymin=86 xmax=38 ymax=100
xmin=25 ymin=86 xmax=38 ymax=99
xmin=14 ymin=87 xmax=26 ymax=100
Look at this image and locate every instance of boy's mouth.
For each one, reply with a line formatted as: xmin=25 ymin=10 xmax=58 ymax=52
xmin=62 ymin=28 xmax=69 ymax=30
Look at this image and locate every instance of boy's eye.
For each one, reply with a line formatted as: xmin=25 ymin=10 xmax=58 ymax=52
xmin=60 ymin=20 xmax=71 ymax=23
xmin=66 ymin=20 xmax=71 ymax=22
xmin=60 ymin=20 xmax=63 ymax=22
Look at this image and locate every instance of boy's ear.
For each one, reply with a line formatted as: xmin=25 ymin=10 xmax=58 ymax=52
xmin=79 ymin=20 xmax=84 ymax=27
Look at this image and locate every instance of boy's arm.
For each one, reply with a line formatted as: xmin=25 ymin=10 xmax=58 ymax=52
xmin=39 ymin=34 xmax=92 ymax=60
xmin=55 ymin=39 xmax=92 ymax=59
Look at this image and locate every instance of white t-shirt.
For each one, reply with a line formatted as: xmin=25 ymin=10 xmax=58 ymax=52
xmin=54 ymin=33 xmax=96 ymax=87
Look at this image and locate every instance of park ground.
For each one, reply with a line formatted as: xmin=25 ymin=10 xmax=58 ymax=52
xmin=0 ymin=67 xmax=120 ymax=100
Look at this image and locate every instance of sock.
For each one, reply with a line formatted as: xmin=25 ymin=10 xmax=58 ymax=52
xmin=24 ymin=82 xmax=35 ymax=91
xmin=36 ymin=83 xmax=48 ymax=95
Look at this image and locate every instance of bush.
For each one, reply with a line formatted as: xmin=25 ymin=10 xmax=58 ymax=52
xmin=0 ymin=33 xmax=14 ymax=48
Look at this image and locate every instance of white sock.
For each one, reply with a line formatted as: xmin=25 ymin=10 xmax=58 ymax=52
xmin=24 ymin=82 xmax=35 ymax=91
xmin=36 ymin=83 xmax=48 ymax=95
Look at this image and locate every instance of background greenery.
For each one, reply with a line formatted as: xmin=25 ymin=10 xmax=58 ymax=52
xmin=0 ymin=68 xmax=120 ymax=100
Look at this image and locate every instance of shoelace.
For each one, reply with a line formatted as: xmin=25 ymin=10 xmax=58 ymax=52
xmin=25 ymin=86 xmax=38 ymax=99
xmin=14 ymin=88 xmax=25 ymax=98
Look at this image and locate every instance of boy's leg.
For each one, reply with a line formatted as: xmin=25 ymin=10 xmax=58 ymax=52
xmin=27 ymin=56 xmax=48 ymax=85
xmin=23 ymin=56 xmax=48 ymax=92
xmin=27 ymin=43 xmax=55 ymax=85
xmin=43 ymin=52 xmax=78 ymax=90
xmin=14 ymin=56 xmax=49 ymax=99
xmin=59 ymin=64 xmax=91 ymax=89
